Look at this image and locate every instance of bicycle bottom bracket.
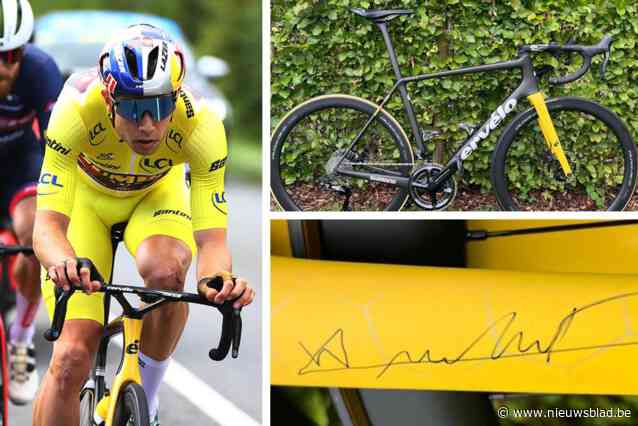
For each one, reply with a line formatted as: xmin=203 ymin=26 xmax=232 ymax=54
xmin=408 ymin=162 xmax=457 ymax=210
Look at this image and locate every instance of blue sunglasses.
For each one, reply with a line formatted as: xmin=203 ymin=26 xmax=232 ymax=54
xmin=114 ymin=94 xmax=177 ymax=123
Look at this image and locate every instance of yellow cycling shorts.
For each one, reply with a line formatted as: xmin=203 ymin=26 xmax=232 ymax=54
xmin=41 ymin=165 xmax=197 ymax=325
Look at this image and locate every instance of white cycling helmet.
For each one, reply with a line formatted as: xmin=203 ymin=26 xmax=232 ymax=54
xmin=0 ymin=0 xmax=33 ymax=51
xmin=98 ymin=24 xmax=186 ymax=98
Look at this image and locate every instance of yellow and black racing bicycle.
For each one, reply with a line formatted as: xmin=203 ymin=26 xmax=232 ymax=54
xmin=271 ymin=8 xmax=637 ymax=211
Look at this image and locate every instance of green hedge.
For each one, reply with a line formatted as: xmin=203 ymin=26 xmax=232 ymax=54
xmin=271 ymin=0 xmax=638 ymax=192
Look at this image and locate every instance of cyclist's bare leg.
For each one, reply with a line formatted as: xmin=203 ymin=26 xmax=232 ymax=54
xmin=32 ymin=319 xmax=102 ymax=426
xmin=136 ymin=234 xmax=192 ymax=359
xmin=11 ymin=196 xmax=40 ymax=303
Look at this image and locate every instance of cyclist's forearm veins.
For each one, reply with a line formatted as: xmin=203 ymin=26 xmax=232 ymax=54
xmin=33 ymin=210 xmax=75 ymax=269
xmin=194 ymin=229 xmax=231 ymax=279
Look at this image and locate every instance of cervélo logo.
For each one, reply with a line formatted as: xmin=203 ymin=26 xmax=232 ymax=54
xmin=45 ymin=137 xmax=71 ymax=155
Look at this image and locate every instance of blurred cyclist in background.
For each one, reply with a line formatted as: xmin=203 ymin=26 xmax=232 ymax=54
xmin=0 ymin=0 xmax=63 ymax=406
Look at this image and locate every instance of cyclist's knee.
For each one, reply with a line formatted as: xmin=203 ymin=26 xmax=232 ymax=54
xmin=140 ymin=260 xmax=186 ymax=291
xmin=136 ymin=236 xmax=191 ymax=292
xmin=49 ymin=342 xmax=94 ymax=394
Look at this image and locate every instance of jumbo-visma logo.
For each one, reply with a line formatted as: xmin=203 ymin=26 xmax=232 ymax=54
xmin=212 ymin=191 xmax=227 ymax=215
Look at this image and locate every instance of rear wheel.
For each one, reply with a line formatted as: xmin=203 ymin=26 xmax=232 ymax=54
xmin=492 ymin=97 xmax=637 ymax=211
xmin=271 ymin=95 xmax=414 ymax=211
xmin=112 ymin=382 xmax=150 ymax=426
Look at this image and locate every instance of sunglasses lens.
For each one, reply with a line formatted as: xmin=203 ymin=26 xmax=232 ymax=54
xmin=115 ymin=95 xmax=176 ymax=123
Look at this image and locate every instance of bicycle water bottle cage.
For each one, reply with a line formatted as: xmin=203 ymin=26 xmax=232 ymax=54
xmin=349 ymin=8 xmax=414 ymax=23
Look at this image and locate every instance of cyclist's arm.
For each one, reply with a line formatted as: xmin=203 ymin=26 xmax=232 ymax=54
xmin=194 ymin=228 xmax=231 ymax=279
xmin=33 ymin=210 xmax=74 ymax=269
xmin=186 ymin=106 xmax=254 ymax=306
xmin=33 ymin=85 xmax=96 ymax=290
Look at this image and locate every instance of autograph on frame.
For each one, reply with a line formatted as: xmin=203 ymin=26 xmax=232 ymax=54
xmin=297 ymin=291 xmax=638 ymax=378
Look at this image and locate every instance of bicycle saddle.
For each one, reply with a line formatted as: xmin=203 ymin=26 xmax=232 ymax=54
xmin=350 ymin=8 xmax=414 ymax=22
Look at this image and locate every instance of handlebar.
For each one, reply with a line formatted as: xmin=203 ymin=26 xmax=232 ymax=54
xmin=0 ymin=244 xmax=34 ymax=257
xmin=44 ymin=258 xmax=242 ymax=361
xmin=519 ymin=34 xmax=613 ymax=84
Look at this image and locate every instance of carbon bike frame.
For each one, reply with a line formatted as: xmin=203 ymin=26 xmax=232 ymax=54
xmin=335 ymin=20 xmax=545 ymax=191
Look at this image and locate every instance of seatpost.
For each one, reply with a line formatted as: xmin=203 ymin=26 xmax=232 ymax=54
xmin=375 ymin=22 xmax=424 ymax=154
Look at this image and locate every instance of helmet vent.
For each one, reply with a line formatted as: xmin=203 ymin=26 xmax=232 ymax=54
xmin=15 ymin=1 xmax=22 ymax=36
xmin=147 ymin=45 xmax=159 ymax=80
xmin=124 ymin=46 xmax=139 ymax=80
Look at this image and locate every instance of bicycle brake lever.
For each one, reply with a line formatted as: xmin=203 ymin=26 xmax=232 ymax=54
xmin=44 ymin=286 xmax=75 ymax=341
xmin=205 ymin=275 xmax=243 ymax=360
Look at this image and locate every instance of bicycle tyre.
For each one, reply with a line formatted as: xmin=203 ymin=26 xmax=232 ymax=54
xmin=271 ymin=94 xmax=414 ymax=211
xmin=112 ymin=382 xmax=150 ymax=426
xmin=79 ymin=387 xmax=96 ymax=426
xmin=0 ymin=316 xmax=6 ymax=426
xmin=492 ymin=97 xmax=637 ymax=211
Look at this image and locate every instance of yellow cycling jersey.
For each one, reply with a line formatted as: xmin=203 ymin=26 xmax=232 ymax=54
xmin=37 ymin=69 xmax=228 ymax=231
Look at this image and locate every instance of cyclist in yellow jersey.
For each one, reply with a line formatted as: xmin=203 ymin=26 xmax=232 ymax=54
xmin=31 ymin=24 xmax=255 ymax=426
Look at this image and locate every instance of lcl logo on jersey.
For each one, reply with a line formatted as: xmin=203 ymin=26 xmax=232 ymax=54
xmin=139 ymin=158 xmax=173 ymax=173
xmin=212 ymin=191 xmax=227 ymax=215
xmin=38 ymin=173 xmax=64 ymax=196
xmin=166 ymin=130 xmax=183 ymax=152
xmin=89 ymin=122 xmax=107 ymax=146
xmin=39 ymin=173 xmax=64 ymax=187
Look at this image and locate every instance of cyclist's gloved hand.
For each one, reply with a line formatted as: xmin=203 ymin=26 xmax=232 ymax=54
xmin=46 ymin=257 xmax=103 ymax=294
xmin=198 ymin=271 xmax=255 ymax=309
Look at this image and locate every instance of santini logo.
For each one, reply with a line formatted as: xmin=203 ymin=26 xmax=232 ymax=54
xmin=460 ymin=99 xmax=517 ymax=160
xmin=153 ymin=209 xmax=191 ymax=220
xmin=46 ymin=137 xmax=71 ymax=155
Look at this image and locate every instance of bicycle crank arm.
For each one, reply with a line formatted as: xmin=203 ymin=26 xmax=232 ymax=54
xmin=527 ymin=92 xmax=572 ymax=176
xmin=337 ymin=169 xmax=410 ymax=188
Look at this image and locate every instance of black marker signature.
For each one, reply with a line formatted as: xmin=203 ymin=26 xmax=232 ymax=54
xmin=298 ymin=291 xmax=638 ymax=378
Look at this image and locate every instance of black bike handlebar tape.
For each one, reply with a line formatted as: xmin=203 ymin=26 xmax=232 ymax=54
xmin=210 ymin=307 xmax=233 ymax=361
xmin=43 ymin=287 xmax=75 ymax=341
xmin=231 ymin=309 xmax=242 ymax=358
xmin=549 ymin=34 xmax=612 ymax=84
xmin=549 ymin=55 xmax=592 ymax=84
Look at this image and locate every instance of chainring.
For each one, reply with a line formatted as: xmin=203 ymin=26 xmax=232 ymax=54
xmin=408 ymin=162 xmax=457 ymax=210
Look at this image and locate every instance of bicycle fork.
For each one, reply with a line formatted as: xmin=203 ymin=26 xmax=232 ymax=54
xmin=527 ymin=92 xmax=573 ymax=176
xmin=94 ymin=317 xmax=144 ymax=426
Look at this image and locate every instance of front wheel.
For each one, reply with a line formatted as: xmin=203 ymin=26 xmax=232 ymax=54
xmin=271 ymin=95 xmax=414 ymax=211
xmin=79 ymin=387 xmax=96 ymax=426
xmin=492 ymin=97 xmax=637 ymax=211
xmin=112 ymin=382 xmax=150 ymax=426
